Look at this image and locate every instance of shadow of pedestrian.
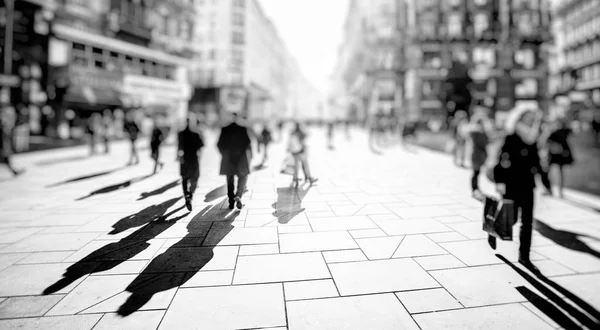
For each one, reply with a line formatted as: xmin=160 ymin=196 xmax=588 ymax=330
xmin=535 ymin=220 xmax=600 ymax=259
xmin=110 ymin=197 xmax=183 ymax=235
xmin=497 ymin=254 xmax=600 ymax=329
xmin=117 ymin=205 xmax=240 ymax=316
xmin=35 ymin=155 xmax=93 ymax=167
xmin=204 ymin=185 xmax=227 ymax=202
xmin=43 ymin=203 xmax=189 ymax=295
xmin=271 ymin=184 xmax=311 ymax=225
xmin=138 ymin=180 xmax=180 ymax=201
xmin=76 ymin=173 xmax=155 ymax=201
xmin=46 ymin=166 xmax=128 ymax=188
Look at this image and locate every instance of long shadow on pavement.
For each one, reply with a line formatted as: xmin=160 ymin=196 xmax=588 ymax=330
xmin=76 ymin=173 xmax=155 ymax=201
xmin=497 ymin=254 xmax=600 ymax=329
xmin=110 ymin=197 xmax=183 ymax=235
xmin=137 ymin=180 xmax=180 ymax=201
xmin=117 ymin=205 xmax=240 ymax=316
xmin=46 ymin=166 xmax=128 ymax=188
xmin=535 ymin=220 xmax=600 ymax=259
xmin=204 ymin=185 xmax=227 ymax=202
xmin=271 ymin=184 xmax=311 ymax=225
xmin=35 ymin=154 xmax=94 ymax=167
xmin=43 ymin=199 xmax=188 ymax=295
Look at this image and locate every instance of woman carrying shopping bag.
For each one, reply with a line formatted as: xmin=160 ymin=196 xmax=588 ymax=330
xmin=288 ymin=122 xmax=318 ymax=186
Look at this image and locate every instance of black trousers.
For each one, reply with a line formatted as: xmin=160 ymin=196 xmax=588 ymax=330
xmin=506 ymin=190 xmax=534 ymax=258
xmin=227 ymin=175 xmax=248 ymax=201
xmin=471 ymin=169 xmax=480 ymax=191
xmin=182 ymin=175 xmax=198 ymax=200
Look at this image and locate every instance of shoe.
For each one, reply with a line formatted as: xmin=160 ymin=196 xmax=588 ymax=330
xmin=487 ymin=235 xmax=497 ymax=250
xmin=309 ymin=177 xmax=319 ymax=185
xmin=235 ymin=196 xmax=243 ymax=209
xmin=518 ymin=256 xmax=539 ymax=273
xmin=228 ymin=199 xmax=235 ymax=210
xmin=185 ymin=198 xmax=193 ymax=211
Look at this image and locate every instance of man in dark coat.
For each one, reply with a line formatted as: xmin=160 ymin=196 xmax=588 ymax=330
xmin=179 ymin=115 xmax=204 ymax=211
xmin=217 ymin=113 xmax=252 ymax=209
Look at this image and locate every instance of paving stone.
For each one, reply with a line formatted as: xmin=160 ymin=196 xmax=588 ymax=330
xmin=233 ymin=252 xmax=330 ymax=284
xmin=447 ymin=222 xmax=489 ymax=239
xmin=535 ymin=245 xmax=600 ymax=273
xmin=368 ymin=213 xmax=402 ymax=221
xmin=94 ymin=311 xmax=165 ymax=330
xmin=413 ymin=255 xmax=466 ymax=271
xmin=91 ymin=260 xmax=148 ymax=275
xmin=0 ymin=314 xmax=102 ymax=330
xmin=239 ymin=244 xmax=279 ymax=256
xmin=0 ymin=263 xmax=85 ymax=296
xmin=390 ymin=206 xmax=455 ymax=218
xmin=0 ymin=228 xmax=42 ymax=244
xmin=356 ymin=236 xmax=404 ymax=260
xmin=551 ymin=273 xmax=600 ymax=311
xmin=308 ymin=215 xmax=377 ymax=231
xmin=426 ymin=232 xmax=468 ymax=243
xmin=414 ymin=304 xmax=554 ymax=330
xmin=287 ymin=293 xmax=419 ymax=330
xmin=329 ymin=259 xmax=440 ymax=296
xmin=144 ymin=246 xmax=239 ymax=272
xmin=396 ymin=288 xmax=462 ymax=313
xmin=279 ymin=231 xmax=357 ymax=253
xmin=434 ymin=216 xmax=470 ymax=224
xmin=349 ymin=228 xmax=386 ymax=238
xmin=160 ymin=284 xmax=286 ymax=330
xmin=441 ymin=240 xmax=544 ymax=267
xmin=203 ymin=226 xmax=278 ymax=246
xmin=0 ymin=295 xmax=64 ymax=318
xmin=32 ymin=213 xmax=103 ymax=227
xmin=521 ymin=302 xmax=563 ymax=329
xmin=376 ymin=219 xmax=451 ymax=236
xmin=1 ymin=233 xmax=100 ymax=253
xmin=393 ymin=235 xmax=447 ymax=258
xmin=277 ymin=225 xmax=312 ymax=234
xmin=354 ymin=204 xmax=392 ymax=215
xmin=0 ymin=253 xmax=29 ymax=271
xmin=181 ymin=270 xmax=234 ymax=288
xmin=284 ymin=279 xmax=339 ymax=301
xmin=322 ymin=249 xmax=367 ymax=263
xmin=17 ymin=251 xmax=73 ymax=264
xmin=329 ymin=205 xmax=363 ymax=216
xmin=305 ymin=211 xmax=337 ymax=218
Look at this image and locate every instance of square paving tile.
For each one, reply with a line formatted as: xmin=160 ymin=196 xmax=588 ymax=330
xmin=535 ymin=245 xmax=600 ymax=273
xmin=159 ymin=284 xmax=286 ymax=330
xmin=329 ymin=259 xmax=439 ymax=296
xmin=414 ymin=303 xmax=554 ymax=330
xmin=391 ymin=206 xmax=455 ymax=219
xmin=233 ymin=252 xmax=330 ymax=284
xmin=551 ymin=273 xmax=600 ymax=311
xmin=426 ymin=232 xmax=468 ymax=243
xmin=239 ymin=244 xmax=279 ymax=256
xmin=287 ymin=293 xmax=419 ymax=330
xmin=308 ymin=216 xmax=377 ymax=232
xmin=279 ymin=231 xmax=357 ymax=253
xmin=413 ymin=255 xmax=466 ymax=271
xmin=203 ymin=226 xmax=278 ymax=246
xmin=181 ymin=270 xmax=234 ymax=288
xmin=349 ymin=228 xmax=387 ymax=238
xmin=322 ymin=249 xmax=367 ymax=263
xmin=396 ymin=288 xmax=462 ymax=314
xmin=16 ymin=251 xmax=73 ymax=264
xmin=94 ymin=311 xmax=165 ymax=330
xmin=376 ymin=219 xmax=451 ymax=236
xmin=1 ymin=233 xmax=100 ymax=253
xmin=441 ymin=240 xmax=545 ymax=266
xmin=393 ymin=235 xmax=447 ymax=258
xmin=0 ymin=314 xmax=102 ymax=330
xmin=0 ymin=295 xmax=64 ymax=318
xmin=447 ymin=222 xmax=488 ymax=240
xmin=284 ymin=279 xmax=339 ymax=301
xmin=0 ymin=263 xmax=85 ymax=296
xmin=356 ymin=236 xmax=404 ymax=260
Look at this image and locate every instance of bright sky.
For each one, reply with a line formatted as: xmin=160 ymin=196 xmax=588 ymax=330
xmin=259 ymin=0 xmax=349 ymax=94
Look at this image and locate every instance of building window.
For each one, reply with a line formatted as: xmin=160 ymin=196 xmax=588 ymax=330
xmin=514 ymin=49 xmax=535 ymax=69
xmin=209 ymin=49 xmax=216 ymax=60
xmin=233 ymin=0 xmax=245 ymax=8
xmin=448 ymin=14 xmax=462 ymax=38
xmin=232 ymin=31 xmax=245 ymax=44
xmin=232 ymin=12 xmax=244 ymax=26
xmin=473 ymin=13 xmax=488 ymax=38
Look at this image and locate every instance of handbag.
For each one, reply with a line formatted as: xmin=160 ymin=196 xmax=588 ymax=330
xmin=482 ymin=196 xmax=515 ymax=241
xmin=280 ymin=155 xmax=295 ymax=175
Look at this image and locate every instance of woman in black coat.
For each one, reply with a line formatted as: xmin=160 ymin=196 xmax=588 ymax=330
xmin=546 ymin=119 xmax=574 ymax=198
xmin=492 ymin=107 xmax=545 ymax=271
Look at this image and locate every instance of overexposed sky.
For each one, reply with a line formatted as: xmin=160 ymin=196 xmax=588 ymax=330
xmin=259 ymin=0 xmax=349 ymax=93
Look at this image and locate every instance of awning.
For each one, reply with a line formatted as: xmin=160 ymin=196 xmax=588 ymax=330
xmin=66 ymin=85 xmax=122 ymax=107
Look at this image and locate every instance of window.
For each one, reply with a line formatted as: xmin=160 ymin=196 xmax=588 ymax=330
xmin=232 ymin=31 xmax=245 ymax=44
xmin=515 ymin=49 xmax=535 ymax=69
xmin=209 ymin=49 xmax=216 ymax=60
xmin=474 ymin=13 xmax=488 ymax=38
xmin=181 ymin=21 xmax=191 ymax=40
xmin=233 ymin=0 xmax=245 ymax=8
xmin=232 ymin=12 xmax=244 ymax=26
xmin=448 ymin=14 xmax=462 ymax=38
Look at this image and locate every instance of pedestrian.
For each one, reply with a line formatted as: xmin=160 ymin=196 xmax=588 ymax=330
xmin=102 ymin=109 xmax=112 ymax=154
xmin=150 ymin=118 xmax=166 ymax=174
xmin=327 ymin=121 xmax=335 ymax=150
xmin=591 ymin=111 xmax=600 ymax=146
xmin=217 ymin=112 xmax=252 ymax=209
xmin=401 ymin=119 xmax=417 ymax=147
xmin=288 ymin=121 xmax=318 ymax=186
xmin=0 ymin=109 xmax=22 ymax=176
xmin=277 ymin=120 xmax=285 ymax=141
xmin=86 ymin=113 xmax=101 ymax=156
xmin=258 ymin=124 xmax=272 ymax=165
xmin=178 ymin=114 xmax=204 ymax=211
xmin=451 ymin=110 xmax=469 ymax=167
xmin=545 ymin=118 xmax=574 ymax=198
xmin=468 ymin=114 xmax=490 ymax=200
xmin=124 ymin=111 xmax=140 ymax=166
xmin=492 ymin=107 xmax=545 ymax=271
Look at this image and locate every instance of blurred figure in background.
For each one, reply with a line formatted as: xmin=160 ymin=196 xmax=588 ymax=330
xmin=258 ymin=124 xmax=273 ymax=166
xmin=492 ymin=107 xmax=545 ymax=270
xmin=217 ymin=113 xmax=252 ymax=209
xmin=468 ymin=114 xmax=490 ymax=200
xmin=327 ymin=121 xmax=335 ymax=150
xmin=451 ymin=110 xmax=469 ymax=167
xmin=102 ymin=109 xmax=112 ymax=154
xmin=592 ymin=111 xmax=600 ymax=146
xmin=276 ymin=119 xmax=285 ymax=141
xmin=86 ymin=113 xmax=102 ymax=156
xmin=0 ymin=109 xmax=22 ymax=176
xmin=401 ymin=119 xmax=417 ymax=148
xmin=288 ymin=122 xmax=318 ymax=186
xmin=150 ymin=117 xmax=167 ymax=174
xmin=178 ymin=114 xmax=204 ymax=211
xmin=124 ymin=111 xmax=140 ymax=166
xmin=545 ymin=118 xmax=574 ymax=198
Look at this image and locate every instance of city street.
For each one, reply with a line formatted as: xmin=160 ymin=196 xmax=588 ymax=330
xmin=0 ymin=128 xmax=599 ymax=329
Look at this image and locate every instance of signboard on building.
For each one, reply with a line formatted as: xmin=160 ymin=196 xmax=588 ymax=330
xmin=122 ymin=74 xmax=190 ymax=103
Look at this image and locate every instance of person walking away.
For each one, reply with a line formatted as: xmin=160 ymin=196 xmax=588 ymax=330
xmin=592 ymin=111 xmax=600 ymax=146
xmin=0 ymin=110 xmax=22 ymax=176
xmin=546 ymin=118 xmax=574 ymax=198
xmin=86 ymin=113 xmax=101 ymax=155
xmin=327 ymin=121 xmax=334 ymax=150
xmin=288 ymin=122 xmax=318 ymax=186
xmin=102 ymin=109 xmax=112 ymax=154
xmin=217 ymin=113 xmax=252 ymax=209
xmin=150 ymin=118 xmax=166 ymax=174
xmin=468 ymin=115 xmax=489 ymax=200
xmin=179 ymin=115 xmax=204 ymax=211
xmin=124 ymin=112 xmax=140 ymax=165
xmin=259 ymin=124 xmax=272 ymax=165
xmin=492 ymin=107 xmax=545 ymax=271
xmin=451 ymin=110 xmax=469 ymax=167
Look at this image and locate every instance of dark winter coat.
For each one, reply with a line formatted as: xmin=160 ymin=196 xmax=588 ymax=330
xmin=217 ymin=123 xmax=251 ymax=176
xmin=547 ymin=128 xmax=574 ymax=166
xmin=493 ymin=133 xmax=544 ymax=195
xmin=470 ymin=130 xmax=489 ymax=170
xmin=178 ymin=127 xmax=204 ymax=178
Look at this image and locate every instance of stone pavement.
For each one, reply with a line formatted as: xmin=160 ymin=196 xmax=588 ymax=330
xmin=0 ymin=128 xmax=599 ymax=329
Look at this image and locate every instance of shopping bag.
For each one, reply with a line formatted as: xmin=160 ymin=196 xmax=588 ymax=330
xmin=482 ymin=196 xmax=515 ymax=241
xmin=280 ymin=155 xmax=295 ymax=175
